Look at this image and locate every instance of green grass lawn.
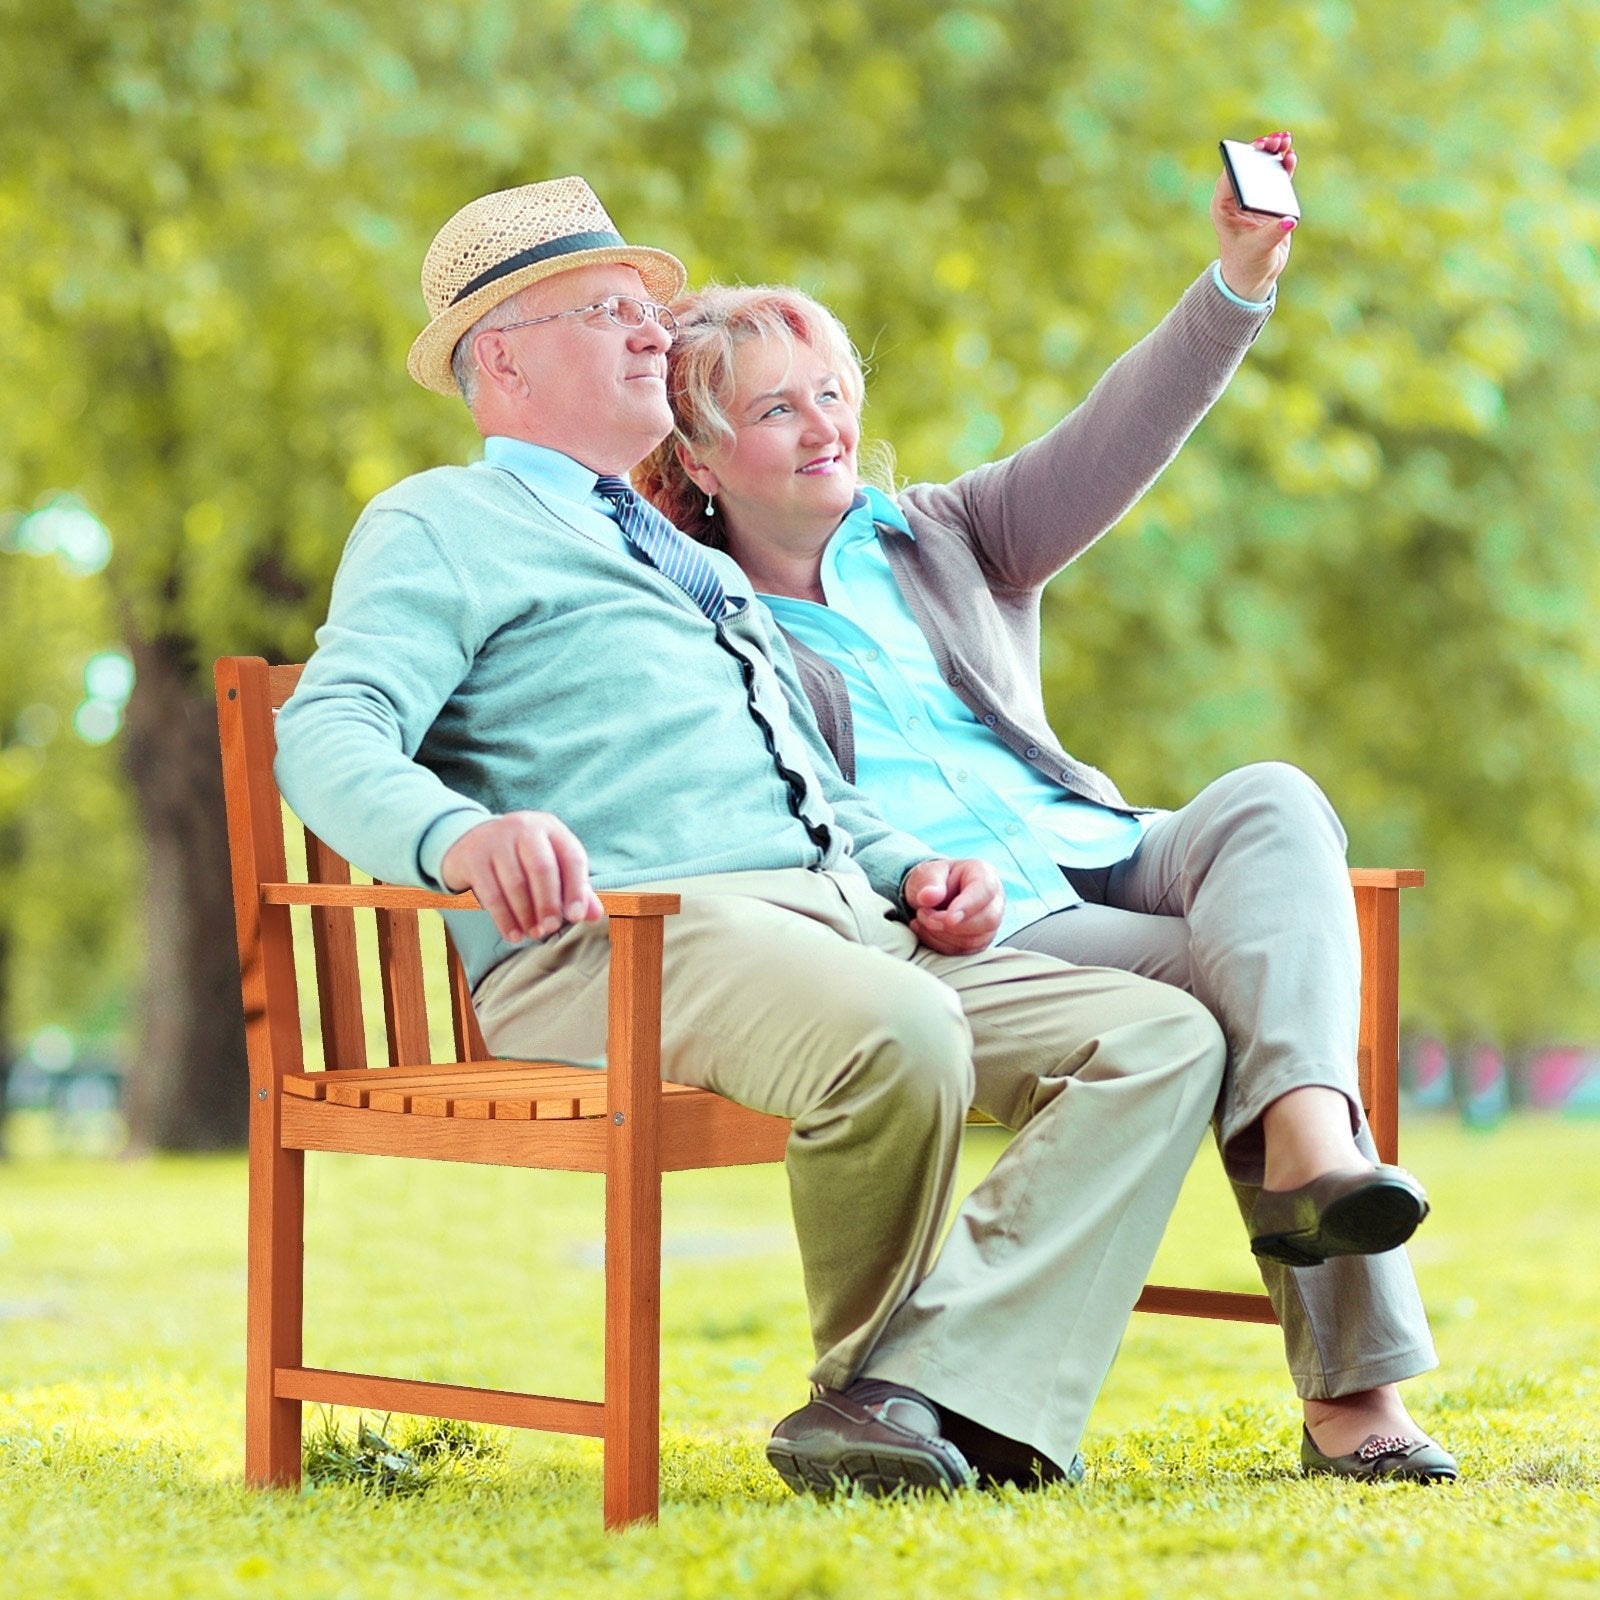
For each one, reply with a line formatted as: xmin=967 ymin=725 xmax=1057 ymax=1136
xmin=2 ymin=1115 xmax=1596 ymax=1599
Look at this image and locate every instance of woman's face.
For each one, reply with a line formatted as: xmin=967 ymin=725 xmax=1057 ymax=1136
xmin=687 ymin=335 xmax=861 ymax=548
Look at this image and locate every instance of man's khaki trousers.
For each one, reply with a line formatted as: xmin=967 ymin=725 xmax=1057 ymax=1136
xmin=475 ymin=865 xmax=1225 ymax=1468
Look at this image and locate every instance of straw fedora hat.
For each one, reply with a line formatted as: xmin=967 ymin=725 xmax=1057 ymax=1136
xmin=406 ymin=177 xmax=687 ymax=396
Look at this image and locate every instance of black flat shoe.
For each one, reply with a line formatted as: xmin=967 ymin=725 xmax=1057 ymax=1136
xmin=1301 ymin=1426 xmax=1458 ymax=1482
xmin=1250 ymin=1164 xmax=1429 ymax=1268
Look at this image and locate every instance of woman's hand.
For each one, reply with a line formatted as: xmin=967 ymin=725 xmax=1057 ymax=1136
xmin=1212 ymin=130 xmax=1298 ymax=303
xmin=903 ymin=857 xmax=1006 ymax=955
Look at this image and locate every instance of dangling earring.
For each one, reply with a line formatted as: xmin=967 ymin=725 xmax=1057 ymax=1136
xmin=703 ymin=495 xmax=715 ymax=517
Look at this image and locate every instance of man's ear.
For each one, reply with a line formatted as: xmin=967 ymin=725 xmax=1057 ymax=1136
xmin=675 ymin=439 xmax=721 ymax=497
xmin=473 ymin=329 xmax=526 ymax=398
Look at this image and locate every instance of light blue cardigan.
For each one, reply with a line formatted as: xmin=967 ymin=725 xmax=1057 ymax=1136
xmin=274 ymin=458 xmax=933 ymax=987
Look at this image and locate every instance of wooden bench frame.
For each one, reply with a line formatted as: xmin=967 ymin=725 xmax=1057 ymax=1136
xmin=218 ymin=654 xmax=1420 ymax=1524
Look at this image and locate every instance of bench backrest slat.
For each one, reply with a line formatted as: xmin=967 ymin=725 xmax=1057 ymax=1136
xmin=375 ymin=906 xmax=433 ymax=1067
xmin=303 ymin=829 xmax=368 ymax=1072
xmin=448 ymin=939 xmax=491 ymax=1060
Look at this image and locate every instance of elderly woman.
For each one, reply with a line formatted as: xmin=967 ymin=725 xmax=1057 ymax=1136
xmin=636 ymin=136 xmax=1456 ymax=1482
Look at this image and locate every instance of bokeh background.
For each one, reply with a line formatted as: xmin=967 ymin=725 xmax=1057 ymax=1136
xmin=2 ymin=0 xmax=1599 ymax=1152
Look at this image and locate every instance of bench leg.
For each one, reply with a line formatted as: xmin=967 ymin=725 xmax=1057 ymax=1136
xmin=602 ymin=1154 xmax=662 ymax=1527
xmin=245 ymin=1133 xmax=305 ymax=1487
xmin=602 ymin=913 xmax=666 ymax=1528
xmin=1354 ymin=884 xmax=1402 ymax=1164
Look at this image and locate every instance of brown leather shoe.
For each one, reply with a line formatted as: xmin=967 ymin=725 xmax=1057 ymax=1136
xmin=1250 ymin=1165 xmax=1429 ymax=1268
xmin=766 ymin=1381 xmax=974 ymax=1497
xmin=1301 ymin=1426 xmax=1458 ymax=1482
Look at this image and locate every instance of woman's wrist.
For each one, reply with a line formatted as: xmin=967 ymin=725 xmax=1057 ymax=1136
xmin=1211 ymin=260 xmax=1277 ymax=311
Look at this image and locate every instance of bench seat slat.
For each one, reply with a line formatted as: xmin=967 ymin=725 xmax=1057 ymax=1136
xmin=284 ymin=1063 xmax=696 ymax=1122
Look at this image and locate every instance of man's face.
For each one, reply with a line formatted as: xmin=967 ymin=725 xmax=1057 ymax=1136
xmin=487 ymin=263 xmax=675 ymax=473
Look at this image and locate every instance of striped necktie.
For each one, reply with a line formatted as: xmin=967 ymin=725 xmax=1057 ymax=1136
xmin=595 ymin=477 xmax=832 ymax=855
xmin=593 ymin=475 xmax=729 ymax=621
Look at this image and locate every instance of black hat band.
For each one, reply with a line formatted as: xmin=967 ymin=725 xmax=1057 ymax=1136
xmin=449 ymin=230 xmax=628 ymax=306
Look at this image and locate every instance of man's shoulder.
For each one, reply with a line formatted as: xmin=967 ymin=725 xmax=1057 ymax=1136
xmin=346 ymin=463 xmax=538 ymax=569
xmin=363 ymin=461 xmax=509 ymax=523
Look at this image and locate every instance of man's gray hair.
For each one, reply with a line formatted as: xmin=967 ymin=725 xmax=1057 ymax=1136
xmin=451 ymin=287 xmax=538 ymax=407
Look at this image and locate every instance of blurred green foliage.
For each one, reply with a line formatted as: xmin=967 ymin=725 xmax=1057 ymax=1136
xmin=0 ymin=516 xmax=137 ymax=1050
xmin=1 ymin=0 xmax=1597 ymax=1078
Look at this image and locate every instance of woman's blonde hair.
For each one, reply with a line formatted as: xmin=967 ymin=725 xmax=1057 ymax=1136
xmin=633 ymin=283 xmax=893 ymax=547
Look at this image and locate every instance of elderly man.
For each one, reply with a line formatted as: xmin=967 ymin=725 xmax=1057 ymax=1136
xmin=274 ymin=177 xmax=1227 ymax=1497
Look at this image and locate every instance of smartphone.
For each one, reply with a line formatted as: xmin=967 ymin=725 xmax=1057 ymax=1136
xmin=1219 ymin=139 xmax=1301 ymax=219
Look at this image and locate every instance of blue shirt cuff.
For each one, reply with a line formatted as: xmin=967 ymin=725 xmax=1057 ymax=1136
xmin=1210 ymin=260 xmax=1276 ymax=312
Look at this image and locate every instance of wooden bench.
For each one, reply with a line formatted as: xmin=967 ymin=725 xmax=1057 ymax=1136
xmin=217 ymin=654 xmax=1420 ymax=1525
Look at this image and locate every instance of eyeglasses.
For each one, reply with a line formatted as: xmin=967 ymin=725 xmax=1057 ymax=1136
xmin=498 ymin=295 xmax=677 ymax=338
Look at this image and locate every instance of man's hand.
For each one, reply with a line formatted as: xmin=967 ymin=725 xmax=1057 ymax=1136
xmin=903 ymin=857 xmax=1005 ymax=956
xmin=439 ymin=811 xmax=605 ymax=944
xmin=1213 ymin=130 xmax=1298 ymax=303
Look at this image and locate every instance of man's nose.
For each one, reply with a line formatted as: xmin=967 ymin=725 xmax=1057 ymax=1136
xmin=629 ymin=318 xmax=672 ymax=353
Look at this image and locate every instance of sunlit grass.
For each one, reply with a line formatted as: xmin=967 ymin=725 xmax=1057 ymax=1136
xmin=2 ymin=1117 xmax=1597 ymax=1599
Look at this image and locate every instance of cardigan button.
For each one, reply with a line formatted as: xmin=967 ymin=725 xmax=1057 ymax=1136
xmin=1025 ymin=744 xmax=1041 ymax=759
xmin=982 ymin=713 xmax=998 ymax=727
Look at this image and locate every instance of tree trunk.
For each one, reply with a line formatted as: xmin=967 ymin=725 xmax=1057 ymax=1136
xmin=1504 ymin=1044 xmax=1533 ymax=1112
xmin=120 ymin=632 xmax=249 ymax=1150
